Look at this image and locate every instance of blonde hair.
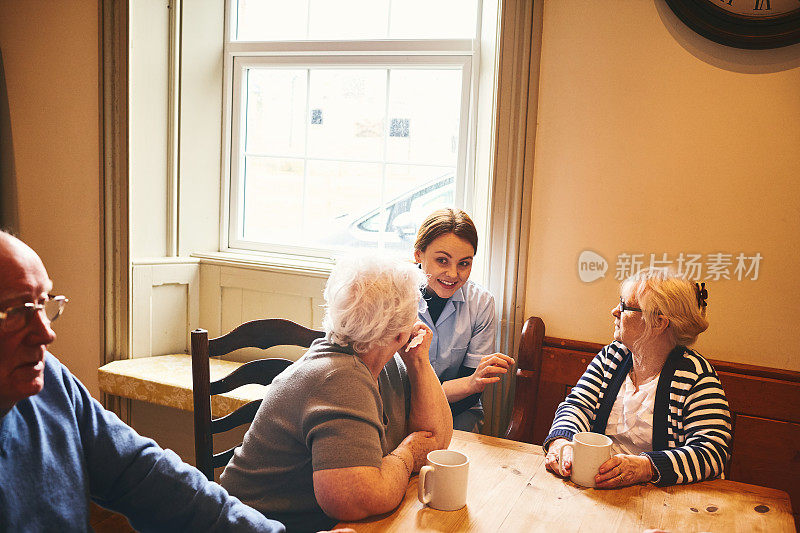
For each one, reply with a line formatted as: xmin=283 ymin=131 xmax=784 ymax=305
xmin=323 ymin=254 xmax=426 ymax=353
xmin=621 ymin=268 xmax=709 ymax=352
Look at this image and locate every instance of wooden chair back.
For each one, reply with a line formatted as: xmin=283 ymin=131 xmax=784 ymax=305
xmin=505 ymin=316 xmax=602 ymax=445
xmin=504 ymin=316 xmax=800 ymax=526
xmin=191 ymin=318 xmax=324 ymax=481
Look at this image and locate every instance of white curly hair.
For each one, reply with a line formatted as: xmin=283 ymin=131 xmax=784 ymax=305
xmin=323 ymin=253 xmax=426 ymax=354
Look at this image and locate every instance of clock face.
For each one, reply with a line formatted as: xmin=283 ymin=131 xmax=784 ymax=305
xmin=665 ymin=0 xmax=800 ymax=48
xmin=713 ymin=0 xmax=800 ymax=18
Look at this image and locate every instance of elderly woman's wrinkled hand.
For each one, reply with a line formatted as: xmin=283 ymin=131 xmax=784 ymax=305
xmin=544 ymin=438 xmax=572 ymax=477
xmin=397 ymin=430 xmax=439 ymax=472
xmin=595 ymin=454 xmax=654 ymax=488
xmin=400 ymin=322 xmax=433 ymax=365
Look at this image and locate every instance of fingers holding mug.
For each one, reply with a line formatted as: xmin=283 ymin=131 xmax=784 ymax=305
xmin=544 ymin=438 xmax=572 ymax=477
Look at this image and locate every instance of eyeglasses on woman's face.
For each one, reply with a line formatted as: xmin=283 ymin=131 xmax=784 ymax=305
xmin=0 ymin=295 xmax=68 ymax=334
xmin=619 ymin=296 xmax=642 ymax=314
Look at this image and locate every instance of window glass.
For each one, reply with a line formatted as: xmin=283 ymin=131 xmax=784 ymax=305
xmin=228 ymin=1 xmax=478 ymax=255
xmin=234 ymin=0 xmax=478 ymax=41
xmin=306 ymin=70 xmax=387 ymax=161
xmin=386 ymin=69 xmax=461 ymax=165
xmin=245 ymin=69 xmax=307 ymax=157
xmin=237 ymin=66 xmax=461 ymax=251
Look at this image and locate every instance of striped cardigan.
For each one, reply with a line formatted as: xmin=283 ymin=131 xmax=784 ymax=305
xmin=544 ymin=341 xmax=732 ymax=486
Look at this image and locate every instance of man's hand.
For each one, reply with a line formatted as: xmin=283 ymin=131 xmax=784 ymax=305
xmin=466 ymin=353 xmax=515 ymax=394
xmin=396 ymin=431 xmax=439 ymax=472
xmin=595 ymin=454 xmax=653 ymax=488
xmin=544 ymin=438 xmax=572 ymax=477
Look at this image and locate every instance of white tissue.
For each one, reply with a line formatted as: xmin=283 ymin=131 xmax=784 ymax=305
xmin=405 ymin=329 xmax=426 ymax=352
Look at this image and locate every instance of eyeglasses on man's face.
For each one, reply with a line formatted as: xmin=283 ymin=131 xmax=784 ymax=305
xmin=0 ymin=295 xmax=68 ymax=334
xmin=619 ymin=296 xmax=642 ymax=313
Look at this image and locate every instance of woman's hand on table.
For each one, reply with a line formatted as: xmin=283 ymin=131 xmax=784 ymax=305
xmin=397 ymin=430 xmax=439 ymax=472
xmin=595 ymin=454 xmax=653 ymax=488
xmin=544 ymin=438 xmax=572 ymax=476
xmin=467 ymin=353 xmax=515 ymax=393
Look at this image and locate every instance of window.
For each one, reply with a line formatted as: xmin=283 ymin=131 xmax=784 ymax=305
xmin=223 ymin=0 xmax=481 ymax=256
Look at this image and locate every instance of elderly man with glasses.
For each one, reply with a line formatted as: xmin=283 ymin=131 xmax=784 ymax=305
xmin=0 ymin=231 xmax=289 ymax=532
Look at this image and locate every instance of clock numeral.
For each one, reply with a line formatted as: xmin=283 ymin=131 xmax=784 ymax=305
xmin=753 ymin=0 xmax=771 ymax=9
xmin=720 ymin=0 xmax=733 ymax=5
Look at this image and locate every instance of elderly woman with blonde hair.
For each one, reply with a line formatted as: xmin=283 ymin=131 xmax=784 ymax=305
xmin=544 ymin=268 xmax=732 ymax=488
xmin=221 ymin=254 xmax=452 ymax=532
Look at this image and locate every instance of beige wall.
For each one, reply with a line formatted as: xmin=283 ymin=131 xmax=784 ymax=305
xmin=0 ymin=1 xmax=103 ymax=394
xmin=525 ymin=0 xmax=800 ymax=371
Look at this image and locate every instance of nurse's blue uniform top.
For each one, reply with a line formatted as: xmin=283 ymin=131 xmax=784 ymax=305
xmin=417 ymin=280 xmax=497 ymax=431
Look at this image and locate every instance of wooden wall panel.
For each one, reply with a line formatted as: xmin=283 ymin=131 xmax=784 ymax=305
xmin=719 ymin=372 xmax=800 ymax=423
xmin=728 ymin=415 xmax=800 ymax=524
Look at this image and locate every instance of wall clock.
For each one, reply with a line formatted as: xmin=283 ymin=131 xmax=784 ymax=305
xmin=664 ymin=0 xmax=800 ymax=49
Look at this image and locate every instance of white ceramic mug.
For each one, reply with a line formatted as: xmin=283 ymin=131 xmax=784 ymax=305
xmin=558 ymin=432 xmax=612 ymax=488
xmin=417 ymin=449 xmax=469 ymax=511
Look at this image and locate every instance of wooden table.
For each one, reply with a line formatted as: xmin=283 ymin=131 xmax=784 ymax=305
xmin=337 ymin=431 xmax=795 ymax=532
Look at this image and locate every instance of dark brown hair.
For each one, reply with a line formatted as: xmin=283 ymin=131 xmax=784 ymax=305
xmin=414 ymin=208 xmax=478 ymax=254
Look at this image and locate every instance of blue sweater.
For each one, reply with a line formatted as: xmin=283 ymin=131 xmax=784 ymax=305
xmin=0 ymin=353 xmax=285 ymax=532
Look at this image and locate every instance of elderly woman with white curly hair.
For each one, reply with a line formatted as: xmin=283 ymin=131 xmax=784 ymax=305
xmin=220 ymin=254 xmax=453 ymax=533
xmin=543 ymin=268 xmax=732 ymax=488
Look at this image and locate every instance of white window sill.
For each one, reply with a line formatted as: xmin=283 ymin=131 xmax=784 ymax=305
xmin=191 ymin=250 xmax=334 ymax=278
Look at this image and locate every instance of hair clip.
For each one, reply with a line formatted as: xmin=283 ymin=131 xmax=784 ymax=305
xmin=694 ymin=282 xmax=708 ymax=309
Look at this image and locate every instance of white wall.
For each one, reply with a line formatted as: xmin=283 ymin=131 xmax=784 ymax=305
xmin=178 ymin=0 xmax=225 ymax=255
xmin=525 ymin=0 xmax=800 ymax=371
xmin=130 ymin=0 xmax=170 ymax=259
xmin=130 ymin=0 xmax=224 ymax=260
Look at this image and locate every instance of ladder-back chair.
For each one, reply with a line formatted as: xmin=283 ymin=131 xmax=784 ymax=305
xmin=191 ymin=318 xmax=324 ymax=480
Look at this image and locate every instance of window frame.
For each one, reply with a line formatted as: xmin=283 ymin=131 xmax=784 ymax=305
xmin=220 ymin=6 xmax=482 ymax=260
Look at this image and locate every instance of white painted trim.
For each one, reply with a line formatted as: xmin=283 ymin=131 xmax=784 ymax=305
xmin=166 ymin=0 xmax=182 ymax=257
xmin=133 ymin=257 xmax=200 ymax=266
xmin=101 ymin=0 xmax=131 ymax=369
xmin=226 ymin=55 xmax=246 ymax=248
xmin=131 ymin=262 xmax=201 ymax=358
xmin=131 ymin=265 xmax=153 ymax=359
xmin=192 ymin=251 xmax=332 ymax=278
xmin=225 ymin=39 xmax=475 ymax=56
xmin=227 ymin=54 xmax=472 ymax=67
xmin=219 ymin=1 xmax=235 ymax=253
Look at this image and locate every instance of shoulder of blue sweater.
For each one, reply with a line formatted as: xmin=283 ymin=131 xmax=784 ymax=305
xmin=605 ymin=341 xmax=630 ymax=361
xmin=43 ymin=352 xmax=70 ymax=382
xmin=676 ymin=346 xmax=715 ymax=375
